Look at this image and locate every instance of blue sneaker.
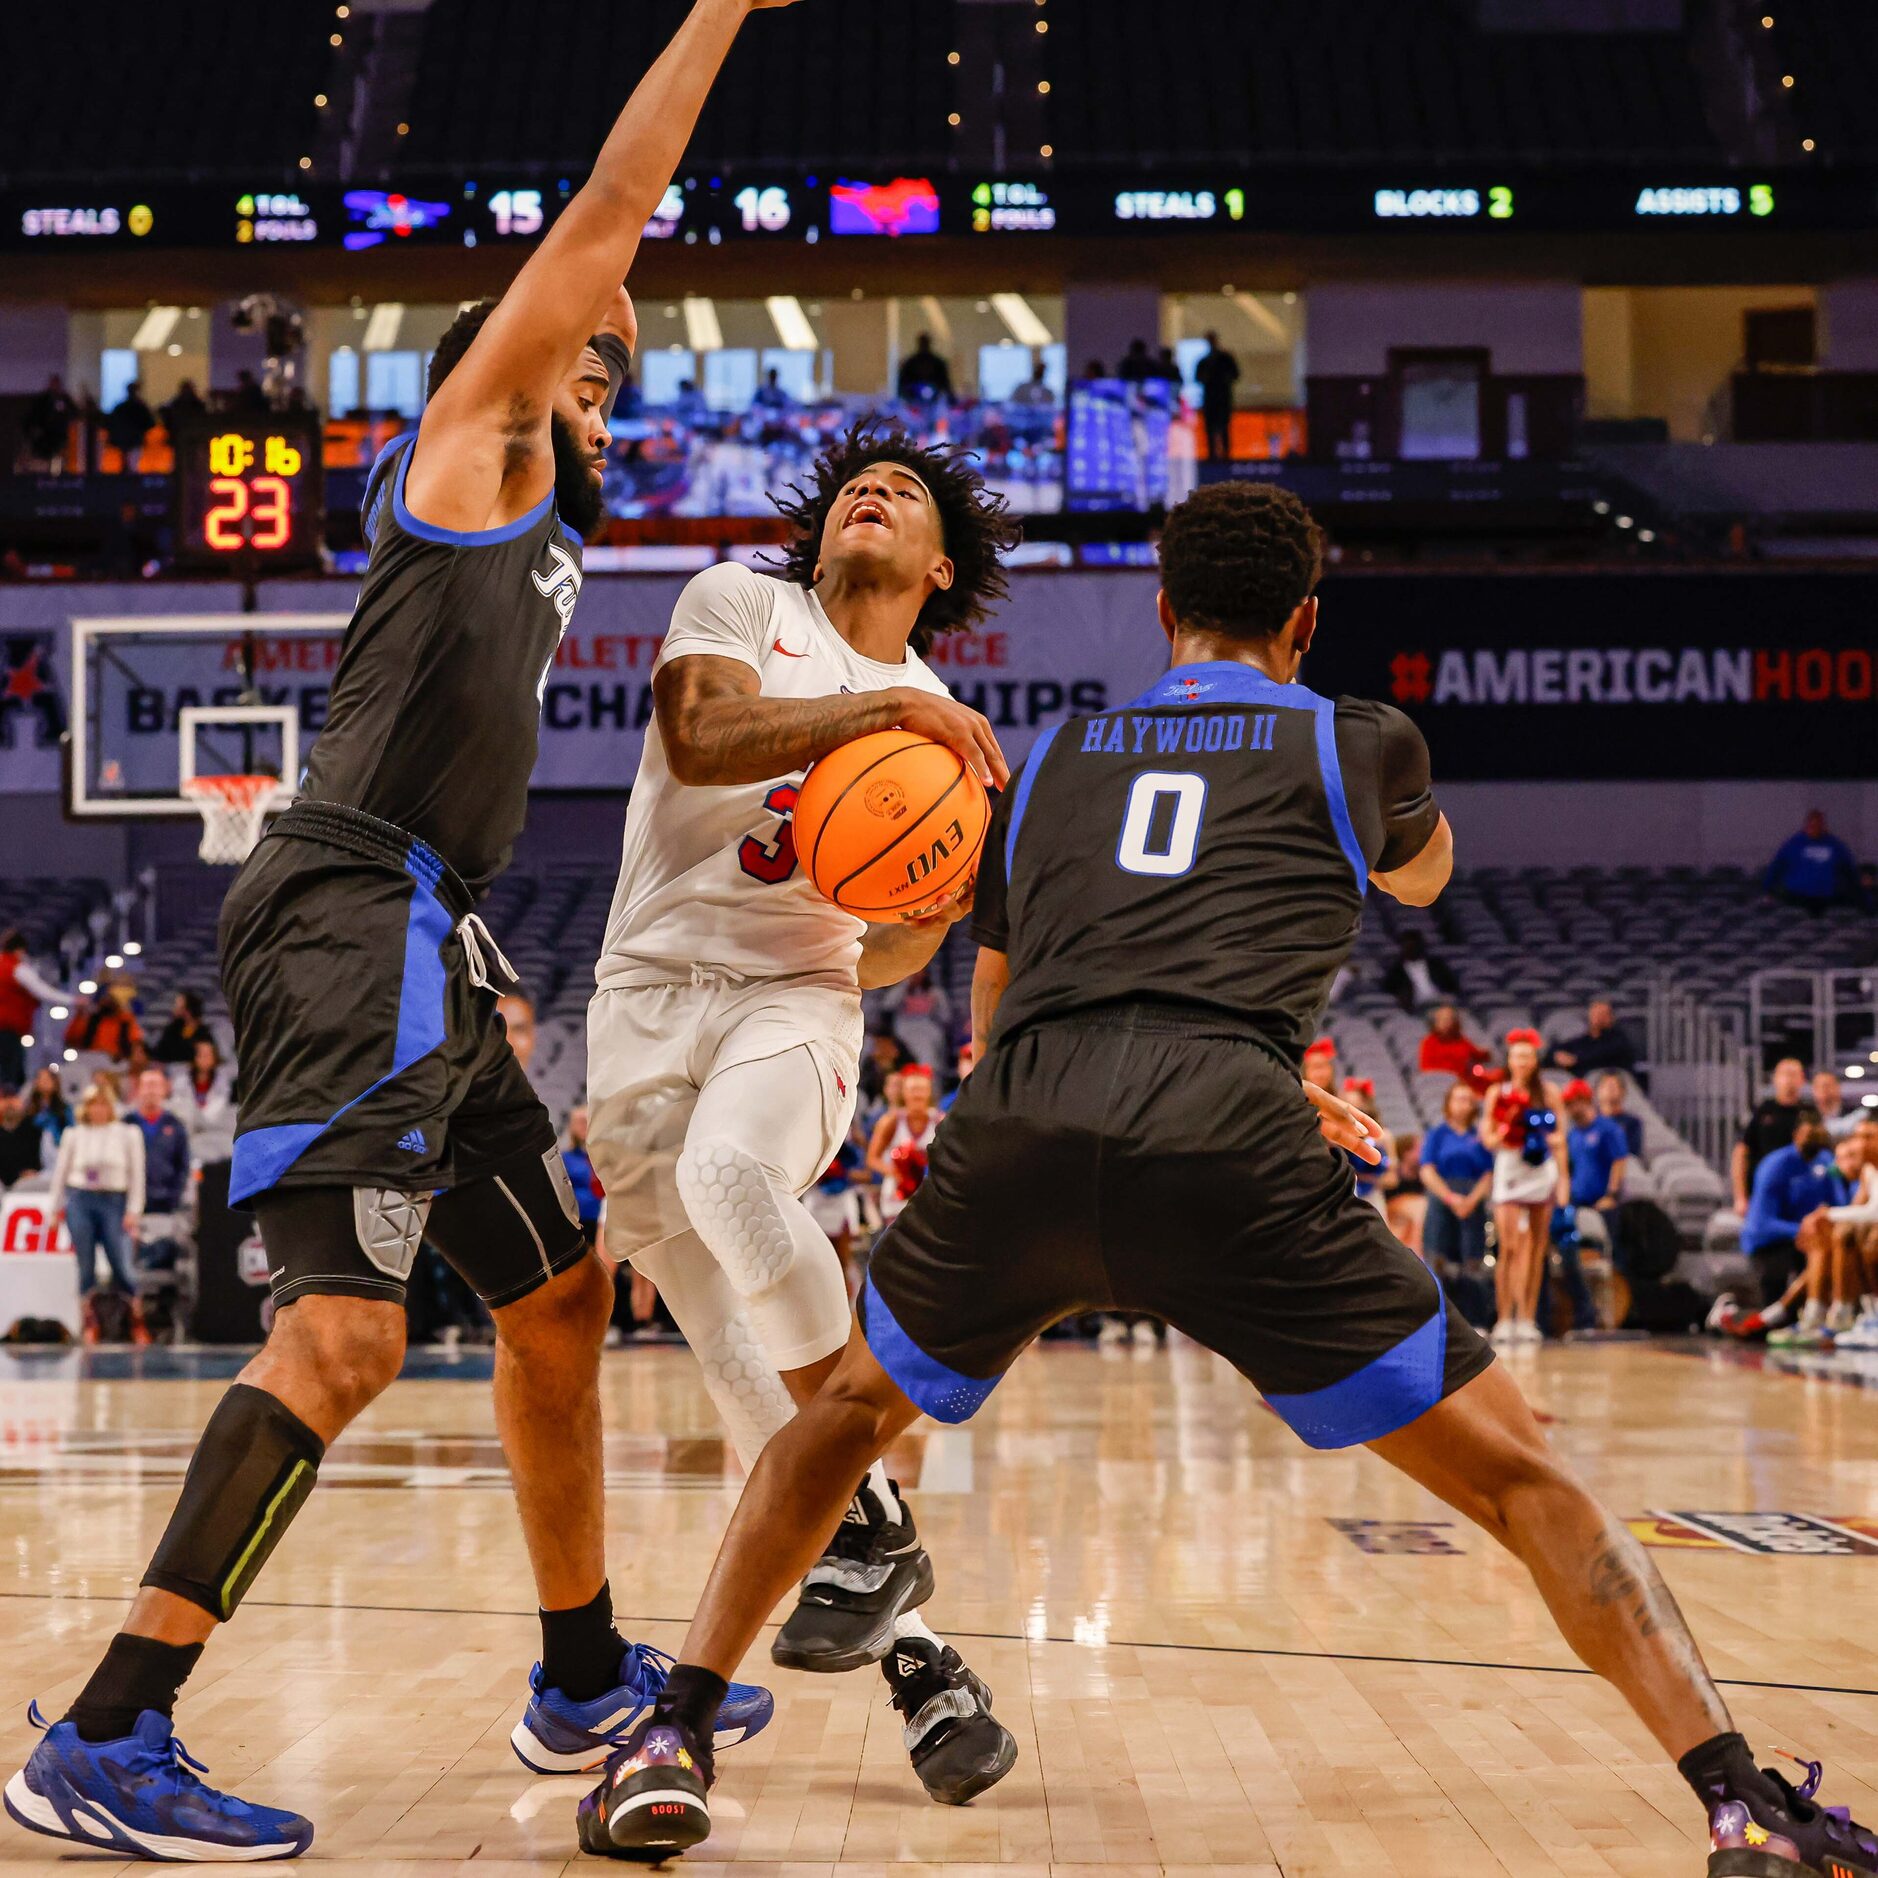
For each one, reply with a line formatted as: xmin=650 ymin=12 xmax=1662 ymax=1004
xmin=4 ymin=1705 xmax=312 ymax=1862
xmin=509 ymin=1643 xmax=773 ymax=1775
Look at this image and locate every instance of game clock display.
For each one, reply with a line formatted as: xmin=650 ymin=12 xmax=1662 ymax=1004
xmin=173 ymin=415 xmax=325 ymax=572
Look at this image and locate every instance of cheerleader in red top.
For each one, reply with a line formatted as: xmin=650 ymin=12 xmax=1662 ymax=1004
xmin=1479 ymin=1027 xmax=1568 ymax=1347
xmin=866 ymin=1063 xmax=940 ymax=1224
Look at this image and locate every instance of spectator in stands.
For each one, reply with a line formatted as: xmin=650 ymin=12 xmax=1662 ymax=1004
xmin=1382 ymin=930 xmax=1459 ymax=1011
xmin=1195 ymin=332 xmax=1240 ymax=463
xmin=868 ymin=1063 xmax=938 ymax=1225
xmin=1150 ymin=346 xmax=1183 ymax=388
xmin=1732 ymin=1056 xmax=1811 ymax=1214
xmin=1301 ymin=1036 xmax=1338 ymax=1094
xmin=1595 ymin=1071 xmax=1644 ymax=1158
xmin=174 ymin=1035 xmax=236 ymax=1167
xmin=1343 ymin=1078 xmax=1391 ymax=1216
xmin=159 ymin=380 xmax=205 ymax=435
xmin=49 ymin=1083 xmax=143 ymax=1296
xmin=21 ymin=374 xmax=76 ymax=470
xmin=496 ymin=992 xmax=536 ymax=1078
xmin=27 ymin=1065 xmax=70 ymax=1149
xmin=858 ymin=1029 xmax=905 ymax=1106
xmin=1482 ymin=1029 xmax=1566 ymax=1346
xmin=130 ymin=1066 xmax=190 ymax=1274
xmin=1548 ymin=999 xmax=1639 ymax=1078
xmin=1011 ymin=356 xmax=1054 ymax=408
xmin=1742 ymin=1113 xmax=1840 ymax=1319
xmin=1418 ymin=1003 xmax=1486 ymax=1077
xmin=939 ymin=1041 xmax=975 ymax=1110
xmin=1813 ymin=1069 xmax=1859 ymax=1139
xmin=896 ymin=333 xmax=953 ymax=408
xmin=0 ymin=927 xmax=69 ymax=1089
xmin=881 ymin=968 xmax=951 ymax=1075
xmin=151 ymin=989 xmax=210 ymax=1065
xmin=0 ymin=1086 xmax=43 ymax=1189
xmin=1564 ymin=1079 xmax=1629 ymax=1216
xmin=104 ymin=381 xmax=156 ymax=465
xmin=230 ymin=369 xmax=268 ymax=414
xmin=752 ymin=368 xmax=793 ymax=414
xmin=562 ymin=1105 xmax=601 ymax=1250
xmin=1763 ymin=809 xmax=1859 ymax=913
xmin=1420 ymin=1082 xmax=1494 ymax=1274
xmin=63 ymin=976 xmax=144 ymax=1063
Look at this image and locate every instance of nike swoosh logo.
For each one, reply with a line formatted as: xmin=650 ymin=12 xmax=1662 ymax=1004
xmin=772 ymin=638 xmax=809 ymax=659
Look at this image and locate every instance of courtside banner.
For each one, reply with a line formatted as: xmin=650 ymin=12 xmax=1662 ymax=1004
xmin=1300 ymin=568 xmax=1878 ymax=782
xmin=2 ymin=568 xmax=1872 ymax=795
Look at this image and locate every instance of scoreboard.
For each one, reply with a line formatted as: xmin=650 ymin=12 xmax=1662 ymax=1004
xmin=4 ymin=167 xmax=1874 ymax=249
xmin=172 ymin=415 xmax=325 ymax=573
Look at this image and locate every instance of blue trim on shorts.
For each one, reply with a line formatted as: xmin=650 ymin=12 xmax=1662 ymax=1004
xmin=861 ymin=1272 xmax=1000 ymax=1425
xmin=1002 ymin=722 xmax=1062 ymax=881
xmin=392 ymin=437 xmax=553 ymax=546
xmin=1263 ymin=1286 xmax=1450 ymax=1450
xmin=1125 ymin=661 xmax=1366 ymax=891
xmin=229 ymin=850 xmax=454 ymax=1203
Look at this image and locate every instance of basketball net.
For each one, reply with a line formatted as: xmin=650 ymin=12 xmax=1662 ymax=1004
xmin=182 ymin=776 xmax=289 ymax=865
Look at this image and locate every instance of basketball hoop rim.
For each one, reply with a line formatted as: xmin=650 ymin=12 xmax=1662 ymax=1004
xmin=182 ymin=774 xmax=291 ymax=807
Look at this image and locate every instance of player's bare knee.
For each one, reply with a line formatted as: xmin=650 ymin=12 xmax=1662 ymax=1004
xmin=495 ymin=1253 xmax=613 ymax=1362
xmin=256 ymin=1295 xmax=405 ymax=1421
xmin=676 ymin=1133 xmax=798 ymax=1297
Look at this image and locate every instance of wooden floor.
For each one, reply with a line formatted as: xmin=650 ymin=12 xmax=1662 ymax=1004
xmin=2 ymin=1335 xmax=1877 ymax=1876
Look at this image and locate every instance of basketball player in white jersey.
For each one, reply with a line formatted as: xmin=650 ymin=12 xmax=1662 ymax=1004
xmin=587 ymin=424 xmax=1021 ymax=1805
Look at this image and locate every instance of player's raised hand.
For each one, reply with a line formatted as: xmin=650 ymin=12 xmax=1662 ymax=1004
xmin=598 ymin=284 xmax=638 ymax=356
xmin=1302 ymin=1080 xmax=1382 ymax=1165
xmin=889 ymin=688 xmax=1009 ymax=790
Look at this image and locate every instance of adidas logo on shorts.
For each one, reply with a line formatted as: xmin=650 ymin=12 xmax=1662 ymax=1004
xmin=396 ymin=1128 xmax=428 ymax=1153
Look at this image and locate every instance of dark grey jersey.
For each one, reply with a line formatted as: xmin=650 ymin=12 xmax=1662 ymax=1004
xmin=972 ymin=661 xmax=1440 ymax=1065
xmin=298 ymin=436 xmax=582 ymax=893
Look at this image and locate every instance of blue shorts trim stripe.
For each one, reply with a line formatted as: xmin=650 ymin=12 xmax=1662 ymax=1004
xmin=1263 ymin=1289 xmax=1450 ymax=1449
xmin=229 ymin=850 xmax=453 ymax=1204
xmin=861 ymin=1272 xmax=1000 ymax=1424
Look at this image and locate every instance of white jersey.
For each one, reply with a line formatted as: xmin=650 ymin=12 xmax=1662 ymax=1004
xmin=598 ymin=562 xmax=953 ymax=989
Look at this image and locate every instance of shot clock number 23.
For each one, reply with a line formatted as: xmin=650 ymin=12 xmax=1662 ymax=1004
xmin=173 ymin=415 xmax=324 ymax=571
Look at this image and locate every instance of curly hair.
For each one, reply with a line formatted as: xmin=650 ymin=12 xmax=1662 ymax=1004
xmin=767 ymin=421 xmax=1021 ymax=654
xmin=426 ymin=297 xmax=499 ymax=401
xmin=1158 ymin=480 xmax=1325 ymax=640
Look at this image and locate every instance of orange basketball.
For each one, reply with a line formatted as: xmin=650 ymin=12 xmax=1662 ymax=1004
xmin=794 ymin=729 xmax=989 ymax=920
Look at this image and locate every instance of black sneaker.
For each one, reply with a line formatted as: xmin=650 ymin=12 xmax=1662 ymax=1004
xmin=771 ymin=1479 xmax=935 ymax=1673
xmin=577 ymin=1715 xmax=712 ymax=1861
xmin=1707 ymin=1750 xmax=1878 ymax=1875
xmin=882 ymin=1635 xmax=1018 ymax=1807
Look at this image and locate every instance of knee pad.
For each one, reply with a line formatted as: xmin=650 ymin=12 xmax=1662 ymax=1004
xmin=144 ymin=1384 xmax=324 ymax=1620
xmin=676 ymin=1135 xmax=803 ymax=1299
xmin=630 ymin=1233 xmax=793 ymax=1469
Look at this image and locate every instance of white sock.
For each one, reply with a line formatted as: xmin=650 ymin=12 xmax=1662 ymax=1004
xmin=866 ymin=1458 xmax=902 ymax=1522
xmin=892 ymin=1610 xmax=941 ymax=1647
xmin=1761 ymin=1300 xmax=1791 ymax=1329
xmin=1800 ymin=1298 xmax=1825 ymax=1329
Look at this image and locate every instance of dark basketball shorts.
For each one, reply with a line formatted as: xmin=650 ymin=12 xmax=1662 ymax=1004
xmin=219 ymin=803 xmax=584 ymax=1311
xmin=861 ymin=1005 xmax=1494 ymax=1446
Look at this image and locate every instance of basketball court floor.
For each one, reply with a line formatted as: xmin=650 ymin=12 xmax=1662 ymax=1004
xmin=0 ymin=1336 xmax=1874 ymax=1877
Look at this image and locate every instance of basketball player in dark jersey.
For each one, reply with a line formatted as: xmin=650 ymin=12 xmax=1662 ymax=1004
xmin=5 ymin=3 xmax=794 ymax=1861
xmin=584 ymin=482 xmax=1878 ymax=1878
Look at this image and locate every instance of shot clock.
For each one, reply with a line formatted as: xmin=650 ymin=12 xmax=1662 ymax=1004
xmin=172 ymin=414 xmax=324 ymax=572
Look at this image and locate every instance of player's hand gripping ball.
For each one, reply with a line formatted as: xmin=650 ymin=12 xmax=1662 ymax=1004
xmin=794 ymin=730 xmax=990 ymax=922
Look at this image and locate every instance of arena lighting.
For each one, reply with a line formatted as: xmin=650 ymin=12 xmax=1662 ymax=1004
xmin=130 ymin=305 xmax=181 ymax=351
xmin=1637 ymin=528 xmax=1657 ymax=543
xmin=1615 ymin=514 xmax=1634 ymax=529
xmin=1866 ymin=1093 xmax=1878 ymax=1108
xmin=766 ymin=295 xmax=817 ymax=351
xmin=63 ymin=1050 xmax=77 ymax=1064
xmin=79 ymin=980 xmax=98 ymax=996
xmin=123 ymin=943 xmax=141 ymax=957
xmin=50 ymin=1006 xmax=67 ymax=1021
xmin=19 ymin=1036 xmax=31 ymax=1050
xmin=1847 ymin=1064 xmax=1866 ymax=1079
xmin=1869 ymin=1050 xmax=1878 ymax=1062
xmin=682 ymin=296 xmax=723 ymax=352
xmin=361 ymin=302 xmax=404 ymax=350
xmin=991 ymin=294 xmax=1052 ymax=348
xmin=104 ymin=954 xmax=123 ymax=970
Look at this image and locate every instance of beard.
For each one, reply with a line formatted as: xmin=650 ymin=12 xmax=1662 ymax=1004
xmin=552 ymin=414 xmax=606 ymax=539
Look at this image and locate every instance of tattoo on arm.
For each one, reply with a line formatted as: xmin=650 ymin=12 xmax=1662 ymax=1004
xmin=656 ymin=659 xmax=903 ymax=786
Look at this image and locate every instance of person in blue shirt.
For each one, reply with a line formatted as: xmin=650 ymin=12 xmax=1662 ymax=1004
xmin=1594 ymin=1073 xmax=1644 ymax=1159
xmin=1763 ymin=809 xmax=1859 ymax=913
xmin=1743 ymin=1115 xmax=1845 ymax=1313
xmin=129 ymin=1066 xmax=191 ymax=1273
xmin=561 ymin=1104 xmax=604 ymax=1246
xmin=1419 ymin=1082 xmax=1494 ymax=1271
xmin=1342 ymin=1078 xmax=1392 ymax=1212
xmin=1565 ymin=1081 xmax=1630 ymax=1211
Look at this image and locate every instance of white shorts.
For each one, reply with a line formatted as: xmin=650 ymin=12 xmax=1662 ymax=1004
xmin=1492 ymin=1147 xmax=1557 ymax=1208
xmin=587 ymin=971 xmax=863 ymax=1278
